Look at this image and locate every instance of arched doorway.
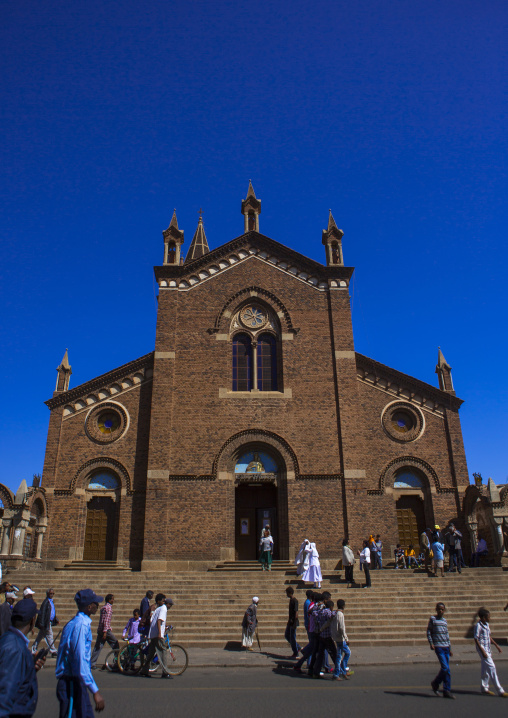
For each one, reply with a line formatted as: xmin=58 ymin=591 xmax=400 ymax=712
xmin=234 ymin=449 xmax=281 ymax=560
xmin=394 ymin=468 xmax=431 ymax=549
xmin=83 ymin=472 xmax=120 ymax=561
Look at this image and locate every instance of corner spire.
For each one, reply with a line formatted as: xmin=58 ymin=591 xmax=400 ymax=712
xmin=185 ymin=212 xmax=209 ymax=263
xmin=55 ymin=349 xmax=72 ymax=393
xmin=322 ymin=210 xmax=344 ymax=266
xmin=162 ymin=209 xmax=184 ymax=264
xmin=241 ymin=181 xmax=261 ymax=233
xmin=435 ymin=347 xmax=455 ymax=394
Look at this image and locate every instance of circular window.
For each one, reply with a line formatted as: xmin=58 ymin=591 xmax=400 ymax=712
xmin=382 ymin=402 xmax=424 ymax=443
xmin=240 ymin=305 xmax=267 ymax=330
xmin=98 ymin=411 xmax=121 ymax=434
xmin=85 ymin=403 xmax=128 ymax=444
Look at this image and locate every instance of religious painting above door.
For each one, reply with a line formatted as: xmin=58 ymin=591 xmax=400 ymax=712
xmin=235 ymin=451 xmax=278 ymax=474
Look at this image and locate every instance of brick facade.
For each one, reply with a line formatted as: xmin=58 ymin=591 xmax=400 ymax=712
xmin=40 ymin=203 xmax=470 ymax=570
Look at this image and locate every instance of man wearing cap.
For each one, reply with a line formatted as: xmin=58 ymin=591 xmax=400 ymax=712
xmin=55 ymin=589 xmax=105 ymax=717
xmin=0 ymin=598 xmax=46 ymax=718
xmin=24 ymin=586 xmax=36 ymax=599
xmin=0 ymin=591 xmax=17 ymax=635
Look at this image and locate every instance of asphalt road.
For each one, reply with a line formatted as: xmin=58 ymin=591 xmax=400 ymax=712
xmin=35 ymin=664 xmax=508 ymax=718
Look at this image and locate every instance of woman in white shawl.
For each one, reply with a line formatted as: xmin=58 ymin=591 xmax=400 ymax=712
xmin=294 ymin=539 xmax=311 ymax=576
xmin=302 ymin=542 xmax=322 ymax=588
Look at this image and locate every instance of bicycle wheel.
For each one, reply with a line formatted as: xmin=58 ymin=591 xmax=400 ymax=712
xmin=161 ymin=643 xmax=188 ymax=676
xmin=104 ymin=649 xmax=120 ymax=672
xmin=118 ymin=645 xmax=143 ymax=675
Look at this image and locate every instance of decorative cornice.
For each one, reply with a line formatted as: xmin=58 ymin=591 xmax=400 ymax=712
xmin=46 ymin=353 xmax=154 ymax=410
xmin=356 ymin=353 xmax=463 ymax=412
xmin=154 ymin=232 xmax=354 ymax=292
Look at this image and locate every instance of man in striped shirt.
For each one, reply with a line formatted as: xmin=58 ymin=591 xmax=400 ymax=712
xmin=90 ymin=594 xmax=119 ymax=669
xmin=427 ymin=602 xmax=454 ymax=699
xmin=474 ymin=607 xmax=507 ymax=697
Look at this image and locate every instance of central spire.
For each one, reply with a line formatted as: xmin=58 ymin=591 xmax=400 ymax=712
xmin=185 ymin=212 xmax=210 ymax=263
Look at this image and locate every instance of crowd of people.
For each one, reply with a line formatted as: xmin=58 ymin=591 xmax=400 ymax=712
xmin=0 ymin=581 xmax=176 ymax=717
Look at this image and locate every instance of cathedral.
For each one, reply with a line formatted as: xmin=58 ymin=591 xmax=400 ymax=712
xmin=2 ymin=183 xmax=477 ymax=571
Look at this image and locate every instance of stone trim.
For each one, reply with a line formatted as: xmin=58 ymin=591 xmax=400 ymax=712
xmin=344 ymin=469 xmax=366 ymax=478
xmin=218 ymin=388 xmax=292 ymax=399
xmin=212 ymin=285 xmax=297 ymax=336
xmin=154 ymin=351 xmax=176 ymax=359
xmin=335 ymin=351 xmax=355 ymax=359
xmin=147 ymin=470 xmax=170 ymax=479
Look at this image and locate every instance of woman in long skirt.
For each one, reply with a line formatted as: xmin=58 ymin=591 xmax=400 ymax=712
xmin=241 ymin=597 xmax=259 ymax=650
xmin=302 ymin=542 xmax=322 ymax=588
xmin=294 ymin=539 xmax=311 ymax=576
xmin=259 ymin=529 xmax=274 ymax=571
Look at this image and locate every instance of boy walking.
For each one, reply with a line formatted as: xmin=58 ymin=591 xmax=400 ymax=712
xmin=474 ymin=607 xmax=507 ymax=697
xmin=90 ymin=594 xmax=119 ymax=669
xmin=427 ymin=602 xmax=454 ymax=699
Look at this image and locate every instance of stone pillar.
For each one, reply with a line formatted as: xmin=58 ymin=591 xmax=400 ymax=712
xmin=35 ymin=527 xmax=46 ymax=559
xmin=1 ymin=516 xmax=13 ymax=555
xmin=10 ymin=518 xmax=29 ymax=556
xmin=493 ymin=518 xmax=505 ymax=555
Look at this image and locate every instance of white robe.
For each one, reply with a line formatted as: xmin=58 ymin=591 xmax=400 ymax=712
xmin=294 ymin=539 xmax=310 ymax=576
xmin=302 ymin=542 xmax=322 ymax=584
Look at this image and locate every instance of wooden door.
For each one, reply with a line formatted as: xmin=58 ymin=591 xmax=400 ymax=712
xmin=396 ymin=495 xmax=425 ymax=550
xmin=84 ymin=497 xmax=114 ymax=561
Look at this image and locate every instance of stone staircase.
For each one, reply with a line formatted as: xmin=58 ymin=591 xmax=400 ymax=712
xmin=5 ymin=564 xmax=508 ymax=648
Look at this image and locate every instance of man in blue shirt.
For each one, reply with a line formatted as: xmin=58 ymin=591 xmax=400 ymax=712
xmin=0 ymin=597 xmax=47 ymax=717
xmin=56 ymin=589 xmax=106 ymax=718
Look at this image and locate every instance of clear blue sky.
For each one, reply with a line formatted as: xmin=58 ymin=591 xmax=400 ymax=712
xmin=1 ymin=0 xmax=507 ymax=493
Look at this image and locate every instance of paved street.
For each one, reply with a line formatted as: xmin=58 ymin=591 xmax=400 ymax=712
xmin=35 ymin=663 xmax=508 ymax=718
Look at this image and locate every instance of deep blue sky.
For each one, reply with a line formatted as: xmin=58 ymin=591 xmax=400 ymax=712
xmin=1 ymin=0 xmax=507 ymax=493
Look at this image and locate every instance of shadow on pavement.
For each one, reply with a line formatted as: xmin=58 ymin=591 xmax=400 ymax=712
xmin=385 ymin=691 xmax=435 ymax=699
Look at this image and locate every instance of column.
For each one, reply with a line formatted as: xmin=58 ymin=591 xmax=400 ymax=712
xmin=493 ymin=519 xmax=505 ymax=554
xmin=10 ymin=518 xmax=29 ymax=556
xmin=252 ymin=340 xmax=258 ymax=390
xmin=35 ymin=527 xmax=46 ymax=559
xmin=1 ymin=518 xmax=12 ymax=555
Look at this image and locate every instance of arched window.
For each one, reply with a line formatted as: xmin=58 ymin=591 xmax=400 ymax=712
xmin=232 ymin=334 xmax=253 ymax=391
xmin=167 ymin=242 xmax=176 ymax=264
xmin=394 ymin=469 xmax=424 ymax=489
xmin=88 ymin=472 xmax=120 ymax=490
xmin=257 ymin=334 xmax=278 ymax=391
xmin=248 ymin=214 xmax=256 ymax=231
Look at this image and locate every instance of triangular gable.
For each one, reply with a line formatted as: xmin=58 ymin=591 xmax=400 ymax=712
xmin=155 ymin=231 xmax=353 ymax=292
xmin=355 ymin=352 xmax=463 ymax=414
xmin=46 ymin=352 xmax=154 ymax=411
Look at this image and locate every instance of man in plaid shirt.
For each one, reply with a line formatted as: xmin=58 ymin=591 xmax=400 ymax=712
xmin=474 ymin=607 xmax=507 ymax=697
xmin=90 ymin=594 xmax=119 ymax=669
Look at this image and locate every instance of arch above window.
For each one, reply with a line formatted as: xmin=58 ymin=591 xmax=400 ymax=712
xmin=88 ymin=472 xmax=120 ymax=490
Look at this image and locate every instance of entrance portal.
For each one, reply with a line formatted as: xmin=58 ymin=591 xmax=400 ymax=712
xmin=396 ymin=495 xmax=425 ymax=549
xmin=83 ymin=496 xmax=116 ymax=561
xmin=235 ymin=483 xmax=278 ymax=560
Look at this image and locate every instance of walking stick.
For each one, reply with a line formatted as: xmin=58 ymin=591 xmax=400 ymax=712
xmin=255 ymin=628 xmax=262 ymax=650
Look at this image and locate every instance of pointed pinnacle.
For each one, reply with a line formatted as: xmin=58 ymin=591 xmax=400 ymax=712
xmin=169 ymin=209 xmax=179 ymax=229
xmin=59 ymin=348 xmax=71 ymax=371
xmin=246 ymin=180 xmax=256 ymax=199
xmin=185 ymin=215 xmax=209 ymax=262
xmin=328 ymin=209 xmax=338 ymax=232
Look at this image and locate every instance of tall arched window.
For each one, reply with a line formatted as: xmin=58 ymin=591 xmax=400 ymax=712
xmin=257 ymin=334 xmax=278 ymax=391
xmin=232 ymin=334 xmax=253 ymax=391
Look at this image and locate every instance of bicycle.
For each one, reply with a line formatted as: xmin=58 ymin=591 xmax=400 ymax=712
xmin=117 ymin=626 xmax=188 ymax=676
xmin=103 ymin=648 xmax=121 ymax=672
